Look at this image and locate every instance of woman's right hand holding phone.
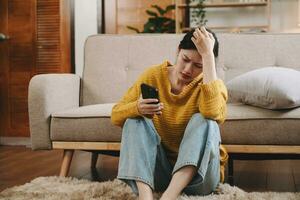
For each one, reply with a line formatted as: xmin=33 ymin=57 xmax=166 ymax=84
xmin=137 ymin=98 xmax=163 ymax=117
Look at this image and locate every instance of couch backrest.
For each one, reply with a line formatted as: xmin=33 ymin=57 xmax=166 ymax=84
xmin=81 ymin=33 xmax=300 ymax=105
xmin=217 ymin=33 xmax=300 ymax=82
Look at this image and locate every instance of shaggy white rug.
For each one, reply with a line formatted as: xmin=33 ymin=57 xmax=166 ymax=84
xmin=0 ymin=176 xmax=299 ymax=200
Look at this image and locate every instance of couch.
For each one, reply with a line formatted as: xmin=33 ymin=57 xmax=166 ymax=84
xmin=28 ymin=33 xmax=300 ymax=185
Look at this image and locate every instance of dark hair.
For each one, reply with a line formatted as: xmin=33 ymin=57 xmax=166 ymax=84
xmin=178 ymin=28 xmax=219 ymax=58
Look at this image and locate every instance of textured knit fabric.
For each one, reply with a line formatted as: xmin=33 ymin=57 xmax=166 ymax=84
xmin=111 ymin=60 xmax=228 ymax=182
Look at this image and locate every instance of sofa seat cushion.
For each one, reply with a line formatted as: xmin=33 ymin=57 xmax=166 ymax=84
xmin=50 ymin=103 xmax=300 ymax=145
xmin=51 ymin=103 xmax=116 ymax=118
xmin=221 ymin=103 xmax=300 ymax=145
xmin=50 ymin=104 xmax=122 ymax=142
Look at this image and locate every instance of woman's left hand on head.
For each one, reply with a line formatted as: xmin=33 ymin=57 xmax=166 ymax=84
xmin=191 ymin=26 xmax=215 ymax=57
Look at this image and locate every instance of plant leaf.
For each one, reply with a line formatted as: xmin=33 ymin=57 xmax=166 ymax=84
xmin=146 ymin=10 xmax=158 ymax=17
xmin=165 ymin=4 xmax=175 ymax=13
xmin=151 ymin=5 xmax=165 ymax=16
xmin=126 ymin=26 xmax=140 ymax=33
xmin=143 ymin=22 xmax=156 ymax=33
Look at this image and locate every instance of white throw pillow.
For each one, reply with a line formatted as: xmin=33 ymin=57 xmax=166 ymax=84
xmin=226 ymin=67 xmax=300 ymax=109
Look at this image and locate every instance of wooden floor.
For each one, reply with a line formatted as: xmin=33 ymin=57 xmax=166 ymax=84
xmin=0 ymin=145 xmax=299 ymax=192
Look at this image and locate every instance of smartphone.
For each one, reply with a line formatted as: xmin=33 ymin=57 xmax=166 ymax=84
xmin=140 ymin=83 xmax=159 ymax=104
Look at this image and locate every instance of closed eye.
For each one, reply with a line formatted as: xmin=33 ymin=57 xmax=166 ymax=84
xmin=194 ymin=64 xmax=203 ymax=68
xmin=182 ymin=55 xmax=189 ymax=62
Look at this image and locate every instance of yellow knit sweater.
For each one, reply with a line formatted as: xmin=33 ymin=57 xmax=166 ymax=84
xmin=111 ymin=60 xmax=228 ymax=182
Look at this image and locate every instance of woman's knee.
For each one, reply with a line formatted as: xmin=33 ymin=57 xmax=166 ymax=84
xmin=122 ymin=117 xmax=160 ymax=144
xmin=123 ymin=117 xmax=142 ymax=127
xmin=124 ymin=117 xmax=155 ymax=129
xmin=188 ymin=113 xmax=219 ymax=136
xmin=185 ymin=113 xmax=218 ymax=135
xmin=190 ymin=113 xmax=217 ymax=125
xmin=123 ymin=117 xmax=149 ymax=133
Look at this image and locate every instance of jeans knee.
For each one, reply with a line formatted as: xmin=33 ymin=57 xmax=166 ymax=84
xmin=122 ymin=117 xmax=160 ymax=144
xmin=191 ymin=113 xmax=215 ymax=122
xmin=190 ymin=113 xmax=218 ymax=127
xmin=191 ymin=113 xmax=204 ymax=120
xmin=124 ymin=117 xmax=140 ymax=126
xmin=184 ymin=113 xmax=221 ymax=144
xmin=123 ymin=118 xmax=148 ymax=133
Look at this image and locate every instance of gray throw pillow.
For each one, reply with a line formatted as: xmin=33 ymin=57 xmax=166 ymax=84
xmin=226 ymin=67 xmax=300 ymax=109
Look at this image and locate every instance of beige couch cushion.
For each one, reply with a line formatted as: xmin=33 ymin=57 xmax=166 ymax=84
xmin=225 ymin=103 xmax=300 ymax=119
xmin=50 ymin=104 xmax=122 ymax=142
xmin=221 ymin=103 xmax=300 ymax=145
xmin=219 ymin=34 xmax=300 ymax=83
xmin=51 ymin=103 xmax=115 ymax=118
xmin=50 ymin=102 xmax=300 ymax=145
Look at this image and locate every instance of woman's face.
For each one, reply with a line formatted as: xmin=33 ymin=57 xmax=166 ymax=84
xmin=175 ymin=49 xmax=203 ymax=84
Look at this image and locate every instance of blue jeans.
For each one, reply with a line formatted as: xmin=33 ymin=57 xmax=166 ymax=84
xmin=117 ymin=113 xmax=221 ymax=196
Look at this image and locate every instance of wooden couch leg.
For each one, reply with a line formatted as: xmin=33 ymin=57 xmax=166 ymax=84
xmin=91 ymin=152 xmax=99 ymax=181
xmin=59 ymin=149 xmax=74 ymax=177
xmin=91 ymin=152 xmax=98 ymax=169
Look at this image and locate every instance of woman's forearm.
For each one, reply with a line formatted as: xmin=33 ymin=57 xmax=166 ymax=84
xmin=202 ymin=53 xmax=217 ymax=84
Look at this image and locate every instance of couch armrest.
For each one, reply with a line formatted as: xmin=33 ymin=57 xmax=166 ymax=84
xmin=28 ymin=74 xmax=81 ymax=150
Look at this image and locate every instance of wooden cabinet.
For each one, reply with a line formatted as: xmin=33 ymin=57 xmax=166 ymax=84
xmin=175 ymin=0 xmax=271 ymax=33
xmin=0 ymin=0 xmax=72 ymax=137
xmin=36 ymin=0 xmax=71 ymax=73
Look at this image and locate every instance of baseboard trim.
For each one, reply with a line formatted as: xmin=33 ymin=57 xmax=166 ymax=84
xmin=0 ymin=137 xmax=31 ymax=147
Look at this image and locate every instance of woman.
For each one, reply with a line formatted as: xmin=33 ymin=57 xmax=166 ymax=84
xmin=111 ymin=26 xmax=228 ymax=200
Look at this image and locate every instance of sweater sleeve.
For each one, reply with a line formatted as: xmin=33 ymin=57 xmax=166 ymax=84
xmin=110 ymin=84 xmax=141 ymax=127
xmin=198 ymin=79 xmax=228 ymax=124
xmin=111 ymin=68 xmax=152 ymax=127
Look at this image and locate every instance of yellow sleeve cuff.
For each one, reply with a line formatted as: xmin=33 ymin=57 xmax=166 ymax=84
xmin=199 ymin=79 xmax=224 ymax=99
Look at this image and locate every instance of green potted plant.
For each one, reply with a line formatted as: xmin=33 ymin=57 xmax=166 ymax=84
xmin=127 ymin=4 xmax=175 ymax=33
xmin=190 ymin=0 xmax=207 ymax=27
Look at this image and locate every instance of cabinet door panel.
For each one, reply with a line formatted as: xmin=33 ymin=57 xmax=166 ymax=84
xmin=0 ymin=0 xmax=71 ymax=137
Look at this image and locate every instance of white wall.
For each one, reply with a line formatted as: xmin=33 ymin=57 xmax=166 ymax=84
xmin=75 ymin=0 xmax=98 ymax=76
